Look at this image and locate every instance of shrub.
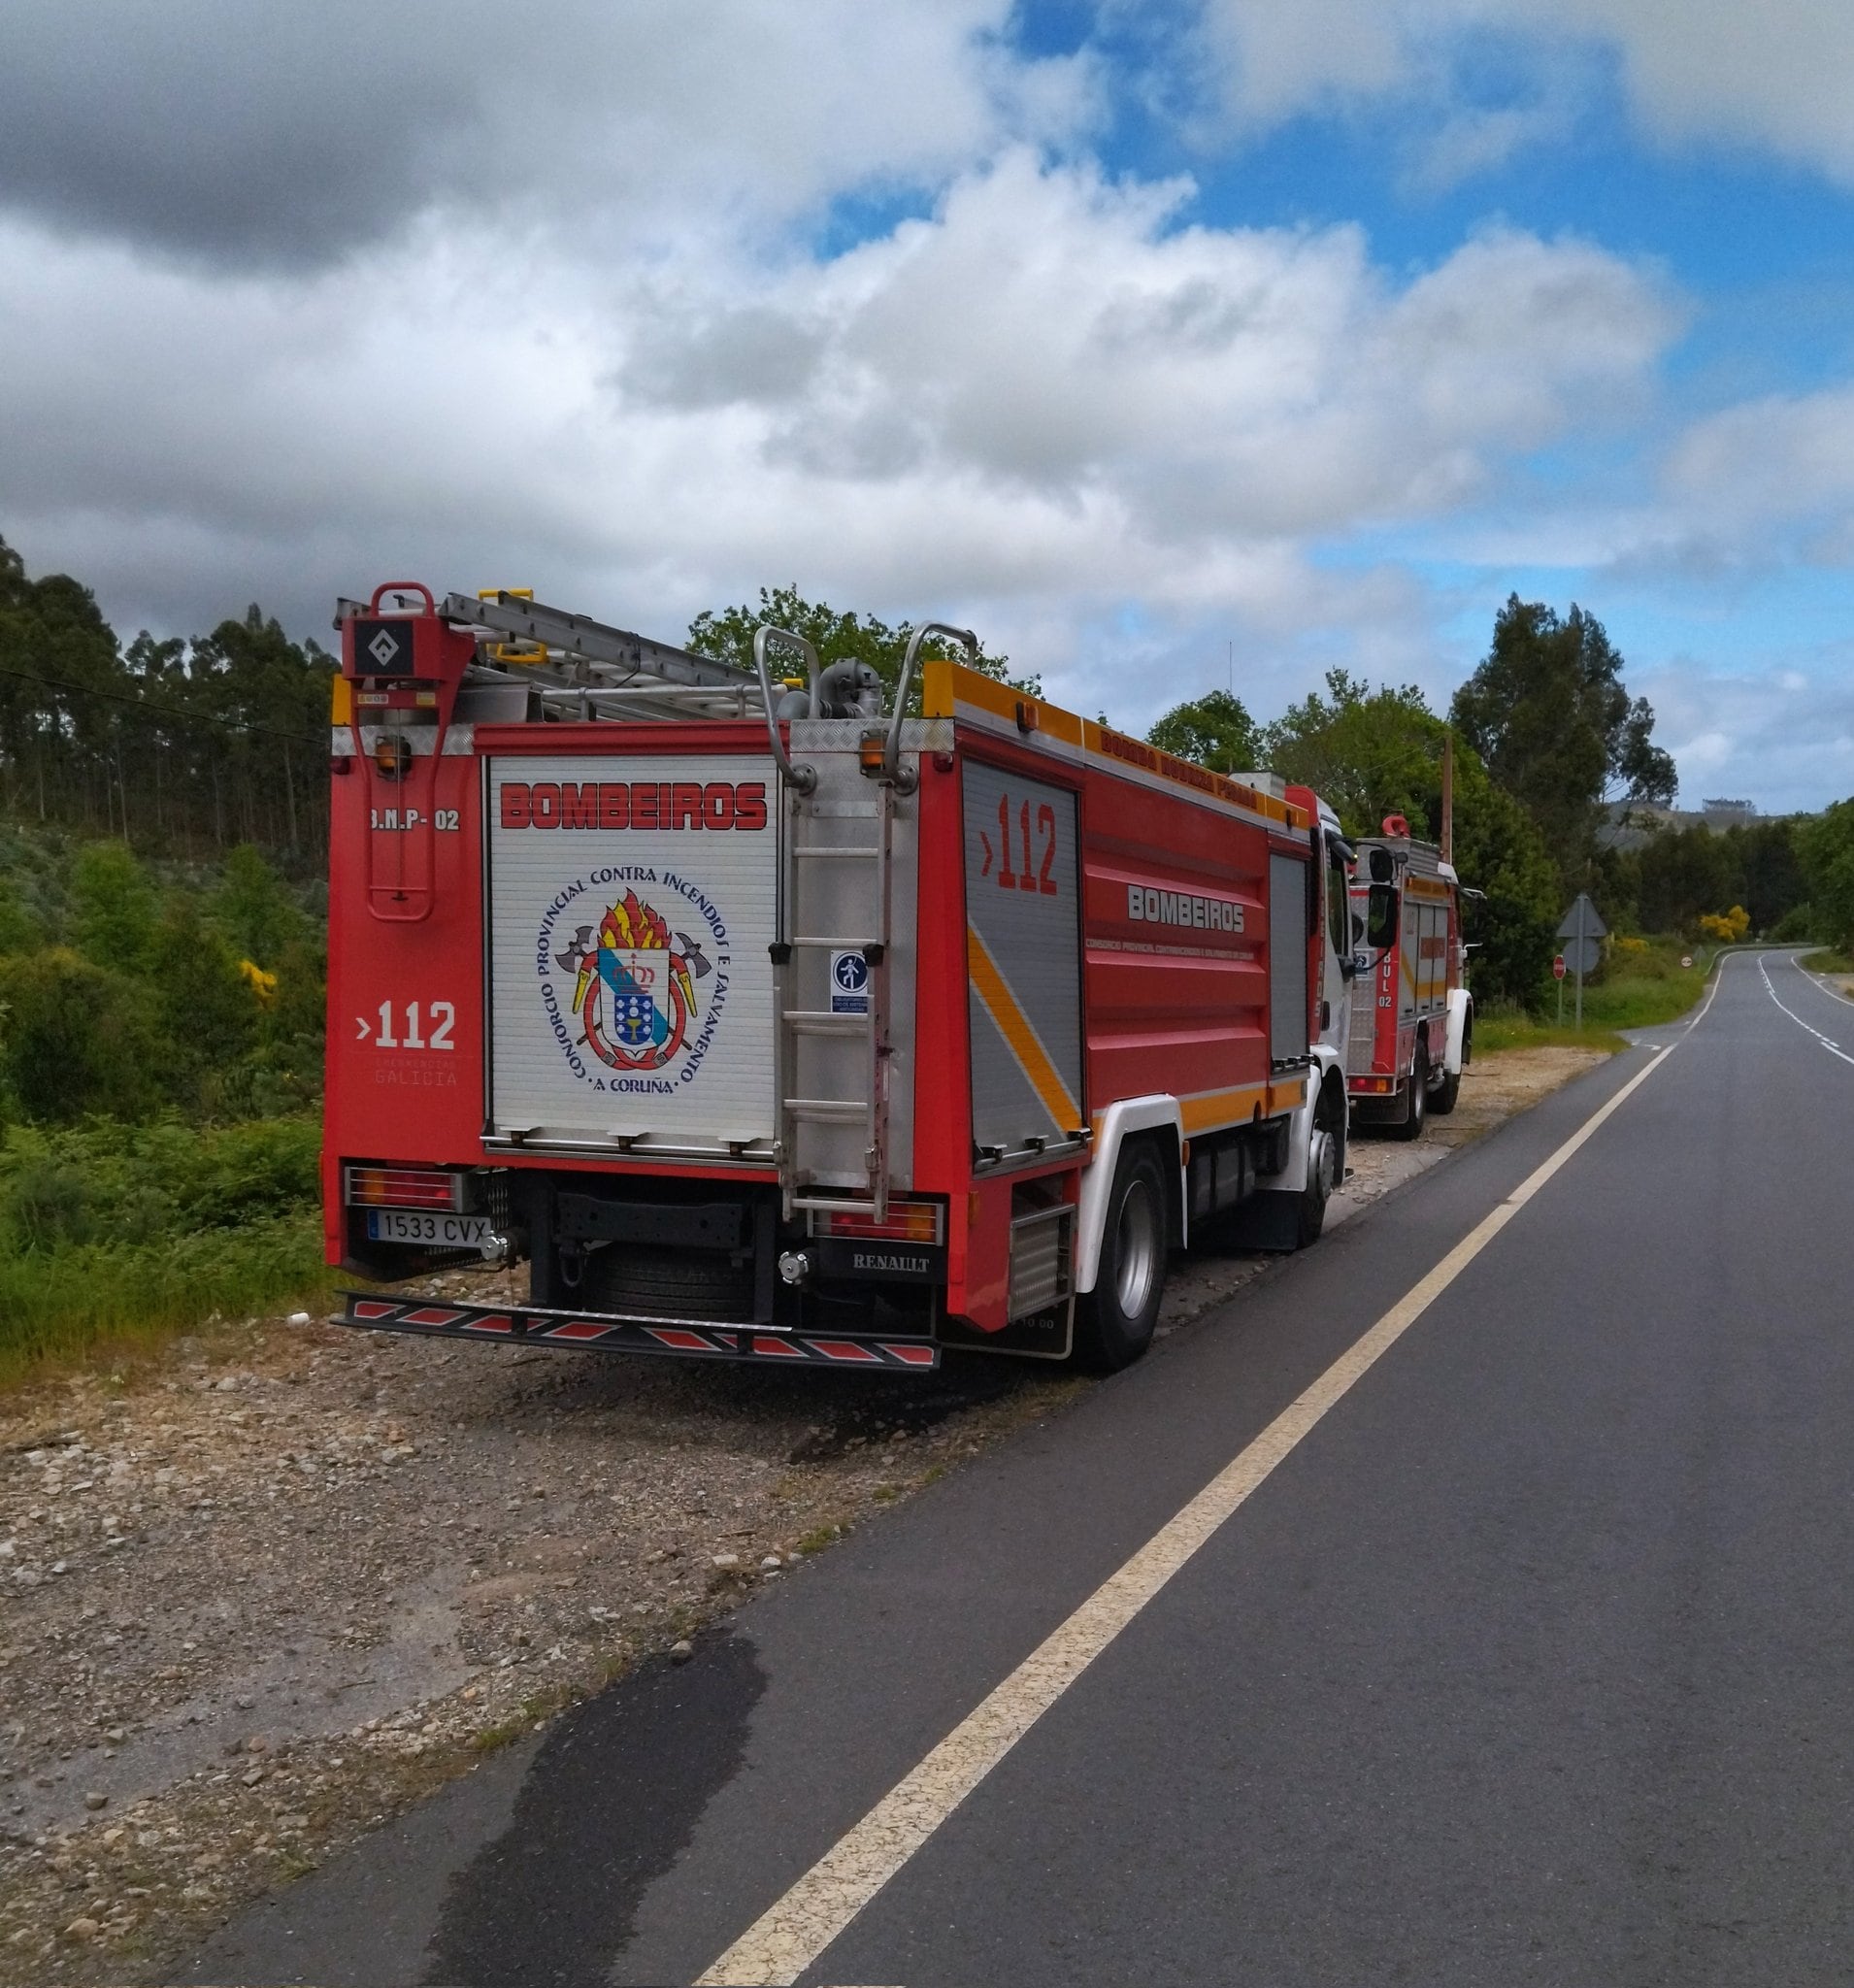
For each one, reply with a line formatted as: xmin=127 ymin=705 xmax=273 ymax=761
xmin=0 ymin=947 xmax=166 ymax=1122
xmin=68 ymin=842 xmax=161 ymax=976
xmin=214 ymin=844 xmax=308 ymax=967
xmin=1697 ymin=905 xmax=1750 ymax=944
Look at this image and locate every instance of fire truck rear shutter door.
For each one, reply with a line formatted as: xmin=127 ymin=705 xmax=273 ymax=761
xmin=1268 ymin=850 xmax=1310 ymax=1065
xmin=963 ymin=762 xmax=1082 ymax=1159
xmin=483 ymin=751 xmax=778 ymax=1152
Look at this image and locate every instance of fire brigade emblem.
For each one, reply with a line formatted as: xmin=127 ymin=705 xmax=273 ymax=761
xmin=554 ymin=890 xmax=712 ymax=1072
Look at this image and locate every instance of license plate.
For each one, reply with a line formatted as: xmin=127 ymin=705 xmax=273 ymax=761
xmin=366 ymin=1209 xmax=492 ymax=1248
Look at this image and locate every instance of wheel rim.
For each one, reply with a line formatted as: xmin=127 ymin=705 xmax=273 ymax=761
xmin=1113 ymin=1178 xmax=1160 ymax=1318
xmin=1309 ymin=1128 xmax=1335 ymax=1200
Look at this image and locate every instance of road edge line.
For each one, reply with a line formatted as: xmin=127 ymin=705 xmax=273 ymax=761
xmin=693 ymin=1041 xmax=1679 ymax=1987
xmin=1758 ymin=954 xmax=1854 ymax=1067
xmin=1682 ymin=948 xmax=1732 ymax=1030
xmin=1786 ymin=947 xmax=1854 ymax=1012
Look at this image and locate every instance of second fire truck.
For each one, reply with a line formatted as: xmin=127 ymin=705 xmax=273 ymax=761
xmin=1344 ymin=815 xmax=1472 ymax=1139
xmin=322 ymin=586 xmax=1360 ymax=1373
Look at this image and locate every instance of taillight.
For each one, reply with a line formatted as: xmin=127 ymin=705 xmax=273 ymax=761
xmin=811 ymin=1199 xmax=944 ymax=1244
xmin=344 ymin=1166 xmax=469 ymax=1210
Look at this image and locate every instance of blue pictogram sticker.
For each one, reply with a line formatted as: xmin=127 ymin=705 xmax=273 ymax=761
xmin=830 ymin=949 xmax=870 ymax=1015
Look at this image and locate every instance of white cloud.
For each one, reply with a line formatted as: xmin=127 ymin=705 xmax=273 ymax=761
xmin=1194 ymin=0 xmax=1854 ymax=185
xmin=0 ymin=155 xmax=1673 ymax=732
xmin=2 ymin=1 xmax=1844 ymax=810
xmin=1663 ymin=386 xmax=1854 ymax=541
xmin=0 ymin=0 xmax=1102 ymax=267
xmin=1634 ymin=651 xmax=1854 ymax=812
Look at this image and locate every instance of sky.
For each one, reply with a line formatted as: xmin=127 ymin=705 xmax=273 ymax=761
xmin=1 ymin=1 xmax=1850 ymax=811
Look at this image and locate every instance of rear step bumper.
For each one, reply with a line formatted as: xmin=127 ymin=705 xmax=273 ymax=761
xmin=332 ymin=1293 xmax=940 ymax=1371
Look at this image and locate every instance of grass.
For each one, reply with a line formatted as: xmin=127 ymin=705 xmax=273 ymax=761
xmin=1474 ymin=1016 xmax=1632 ymax=1053
xmin=0 ymin=1212 xmax=332 ymax=1387
xmin=0 ymin=1115 xmax=328 ymax=1388
xmin=1475 ymin=938 xmax=1714 ymax=1053
xmin=1800 ymin=947 xmax=1854 ymax=974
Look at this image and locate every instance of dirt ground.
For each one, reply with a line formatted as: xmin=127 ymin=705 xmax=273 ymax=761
xmin=0 ymin=1044 xmax=1606 ymax=1983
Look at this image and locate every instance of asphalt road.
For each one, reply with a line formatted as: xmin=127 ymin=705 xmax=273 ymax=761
xmin=188 ymin=950 xmax=1854 ymax=1988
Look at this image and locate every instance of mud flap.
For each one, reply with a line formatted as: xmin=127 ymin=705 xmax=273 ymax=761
xmin=1218 ymin=1188 xmax=1304 ymax=1252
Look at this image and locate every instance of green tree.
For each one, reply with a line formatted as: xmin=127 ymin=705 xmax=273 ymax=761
xmin=1730 ymin=817 xmax=1807 ymax=934
xmin=1637 ymin=824 xmax=1738 ymax=936
xmin=1800 ymin=799 xmax=1854 ymax=954
xmin=0 ymin=534 xmax=333 ymax=863
xmin=0 ymin=544 xmax=126 ymax=833
xmin=1454 ymin=775 xmax=1562 ymax=1007
xmin=68 ymin=842 xmax=161 ymax=978
xmin=686 ymin=585 xmax=1035 ymax=710
xmin=1260 ymin=668 xmax=1559 ymax=1004
xmin=149 ymin=895 xmax=259 ymax=1094
xmin=213 ymin=844 xmax=306 ymax=967
xmin=246 ymin=932 xmax=328 ymax=1111
xmin=0 ymin=879 xmax=41 ymax=954
xmin=1450 ymin=597 xmax=1676 ymax=889
xmin=1261 ymin=670 xmax=1444 ymax=838
xmin=1146 ymin=690 xmax=1259 ymax=774
xmin=183 ymin=606 xmax=333 ymax=856
xmin=0 ymin=948 xmax=164 ymax=1122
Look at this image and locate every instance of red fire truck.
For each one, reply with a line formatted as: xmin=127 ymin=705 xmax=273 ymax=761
xmin=1344 ymin=816 xmax=1472 ymax=1139
xmin=323 ymin=585 xmax=1358 ymax=1373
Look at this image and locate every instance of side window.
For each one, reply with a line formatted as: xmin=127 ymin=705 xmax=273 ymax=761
xmin=1367 ymin=884 xmax=1399 ymax=949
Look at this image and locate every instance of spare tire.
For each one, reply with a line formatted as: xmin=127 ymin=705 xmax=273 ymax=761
xmin=579 ymin=1243 xmax=753 ymax=1323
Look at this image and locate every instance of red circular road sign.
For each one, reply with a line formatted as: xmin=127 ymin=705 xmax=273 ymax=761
xmin=1552 ymin=953 xmax=1567 ymax=980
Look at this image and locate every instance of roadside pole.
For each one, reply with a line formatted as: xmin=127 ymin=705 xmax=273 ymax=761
xmin=1556 ymin=894 xmax=1607 ymax=1037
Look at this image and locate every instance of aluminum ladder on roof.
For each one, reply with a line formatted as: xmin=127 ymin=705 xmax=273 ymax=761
xmin=440 ymin=590 xmax=754 ymax=690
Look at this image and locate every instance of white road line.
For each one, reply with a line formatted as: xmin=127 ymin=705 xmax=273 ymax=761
xmin=694 ymin=1043 xmax=1679 ymax=1987
xmin=1758 ymin=955 xmax=1854 ymax=1066
xmin=1684 ymin=950 xmax=1732 ymax=1030
xmin=1785 ymin=949 xmax=1854 ymax=1011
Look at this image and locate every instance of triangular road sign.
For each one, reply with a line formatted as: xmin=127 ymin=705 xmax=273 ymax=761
xmin=1557 ymin=892 xmax=1608 ymax=941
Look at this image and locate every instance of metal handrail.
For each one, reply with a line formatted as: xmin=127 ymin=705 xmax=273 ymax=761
xmin=883 ymin=620 xmax=977 ymax=792
xmin=751 ymin=625 xmax=819 ymax=795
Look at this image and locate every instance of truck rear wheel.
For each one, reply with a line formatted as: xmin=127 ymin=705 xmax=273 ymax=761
xmin=1430 ymin=1065 xmax=1461 ymax=1114
xmin=1075 ymin=1142 xmax=1167 ymax=1372
xmin=1389 ymin=1047 xmax=1429 ymax=1143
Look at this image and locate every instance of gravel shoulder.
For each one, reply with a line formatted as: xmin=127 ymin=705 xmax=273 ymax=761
xmin=0 ymin=1044 xmax=1607 ymax=1982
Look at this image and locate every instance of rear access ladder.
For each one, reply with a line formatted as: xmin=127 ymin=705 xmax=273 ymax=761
xmin=773 ymin=770 xmax=896 ymax=1222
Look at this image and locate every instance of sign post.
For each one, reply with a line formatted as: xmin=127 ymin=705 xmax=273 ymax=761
xmin=1556 ymin=894 xmax=1608 ymax=1032
xmin=1553 ymin=952 xmax=1567 ymax=1024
